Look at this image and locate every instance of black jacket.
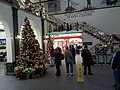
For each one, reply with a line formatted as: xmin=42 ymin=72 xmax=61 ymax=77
xmin=81 ymin=49 xmax=92 ymax=65
xmin=55 ymin=53 xmax=61 ymax=65
xmin=112 ymin=51 xmax=120 ymax=70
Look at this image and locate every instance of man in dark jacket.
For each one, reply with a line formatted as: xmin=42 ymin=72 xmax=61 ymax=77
xmin=111 ymin=45 xmax=120 ymax=90
xmin=54 ymin=47 xmax=62 ymax=76
xmin=81 ymin=45 xmax=93 ymax=75
xmin=70 ymin=45 xmax=76 ymax=64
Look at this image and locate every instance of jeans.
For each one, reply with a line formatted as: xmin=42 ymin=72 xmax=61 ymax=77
xmin=115 ymin=69 xmax=120 ymax=90
xmin=66 ymin=62 xmax=73 ymax=74
xmin=84 ymin=64 xmax=92 ymax=74
xmin=56 ymin=64 xmax=61 ymax=76
xmin=50 ymin=57 xmax=55 ymax=65
xmin=114 ymin=70 xmax=118 ymax=86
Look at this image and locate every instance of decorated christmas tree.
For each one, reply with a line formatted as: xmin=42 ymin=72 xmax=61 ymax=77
xmin=47 ymin=35 xmax=53 ymax=52
xmin=42 ymin=23 xmax=54 ymax=65
xmin=14 ymin=17 xmax=47 ymax=79
xmin=44 ymin=35 xmax=53 ymax=65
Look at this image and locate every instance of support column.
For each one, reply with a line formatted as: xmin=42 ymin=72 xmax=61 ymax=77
xmin=6 ymin=7 xmax=19 ymax=75
xmin=39 ymin=0 xmax=45 ymax=55
xmin=12 ymin=7 xmax=19 ymax=59
xmin=41 ymin=18 xmax=45 ymax=55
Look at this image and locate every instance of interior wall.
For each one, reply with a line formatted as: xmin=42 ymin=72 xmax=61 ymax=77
xmin=0 ymin=2 xmax=15 ymax=62
xmin=60 ymin=0 xmax=120 ymax=13
xmin=0 ymin=32 xmax=6 ymax=39
xmin=55 ymin=7 xmax=120 ymax=34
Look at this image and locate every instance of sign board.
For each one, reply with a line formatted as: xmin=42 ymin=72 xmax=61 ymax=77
xmin=77 ymin=64 xmax=84 ymax=82
xmin=46 ymin=31 xmax=82 ymax=40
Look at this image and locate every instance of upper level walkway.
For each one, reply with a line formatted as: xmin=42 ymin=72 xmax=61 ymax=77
xmin=0 ymin=54 xmax=114 ymax=90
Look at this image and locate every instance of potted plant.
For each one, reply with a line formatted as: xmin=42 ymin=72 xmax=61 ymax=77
xmin=24 ymin=67 xmax=35 ymax=79
xmin=14 ymin=66 xmax=27 ymax=79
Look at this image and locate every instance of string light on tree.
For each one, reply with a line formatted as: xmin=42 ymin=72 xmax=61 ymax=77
xmin=14 ymin=17 xmax=47 ymax=79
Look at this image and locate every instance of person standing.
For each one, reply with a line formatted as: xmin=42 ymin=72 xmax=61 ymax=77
xmin=87 ymin=0 xmax=91 ymax=8
xmin=81 ymin=45 xmax=93 ymax=75
xmin=54 ymin=47 xmax=62 ymax=76
xmin=70 ymin=45 xmax=76 ymax=64
xmin=49 ymin=46 xmax=55 ymax=67
xmin=64 ymin=46 xmax=74 ymax=76
xmin=111 ymin=45 xmax=120 ymax=90
xmin=57 ymin=46 xmax=62 ymax=65
xmin=57 ymin=46 xmax=62 ymax=54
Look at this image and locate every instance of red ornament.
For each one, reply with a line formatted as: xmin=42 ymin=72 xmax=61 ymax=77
xmin=32 ymin=35 xmax=36 ymax=38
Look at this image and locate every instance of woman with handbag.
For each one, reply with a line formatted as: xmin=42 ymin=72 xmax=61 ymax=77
xmin=54 ymin=47 xmax=62 ymax=76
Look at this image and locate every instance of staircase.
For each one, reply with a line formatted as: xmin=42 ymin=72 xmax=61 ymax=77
xmin=46 ymin=21 xmax=114 ymax=65
xmin=77 ymin=22 xmax=120 ymax=65
xmin=2 ymin=0 xmax=120 ymax=45
xmin=79 ymin=22 xmax=111 ymax=43
xmin=111 ymin=34 xmax=120 ymax=44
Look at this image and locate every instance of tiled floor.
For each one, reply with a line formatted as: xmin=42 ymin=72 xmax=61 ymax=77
xmin=0 ymin=55 xmax=115 ymax=90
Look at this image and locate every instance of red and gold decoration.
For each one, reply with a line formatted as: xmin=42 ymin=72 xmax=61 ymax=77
xmin=48 ymin=21 xmax=111 ymax=44
xmin=46 ymin=31 xmax=82 ymax=40
xmin=16 ymin=0 xmax=63 ymax=24
xmin=45 ymin=35 xmax=53 ymax=64
xmin=14 ymin=17 xmax=47 ymax=80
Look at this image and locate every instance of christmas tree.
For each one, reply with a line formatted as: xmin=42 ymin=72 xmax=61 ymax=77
xmin=47 ymin=35 xmax=53 ymax=53
xmin=42 ymin=23 xmax=54 ymax=65
xmin=44 ymin=35 xmax=53 ymax=65
xmin=14 ymin=17 xmax=47 ymax=79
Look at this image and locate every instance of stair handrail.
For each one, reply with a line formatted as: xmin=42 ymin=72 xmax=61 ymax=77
xmin=80 ymin=22 xmax=111 ymax=43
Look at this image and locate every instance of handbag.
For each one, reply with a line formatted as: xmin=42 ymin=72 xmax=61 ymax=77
xmin=60 ymin=54 xmax=64 ymax=60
